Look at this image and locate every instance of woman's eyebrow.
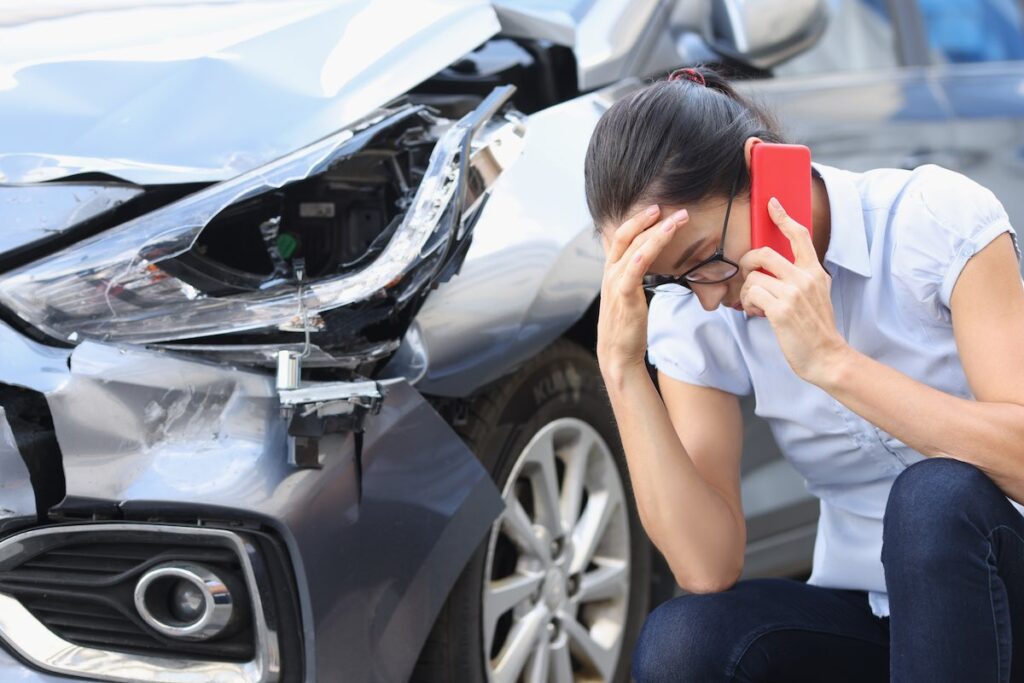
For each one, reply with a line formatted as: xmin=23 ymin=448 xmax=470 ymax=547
xmin=672 ymin=237 xmax=710 ymax=270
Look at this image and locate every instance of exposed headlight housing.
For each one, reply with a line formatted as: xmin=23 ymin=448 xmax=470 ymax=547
xmin=0 ymin=87 xmax=523 ymax=350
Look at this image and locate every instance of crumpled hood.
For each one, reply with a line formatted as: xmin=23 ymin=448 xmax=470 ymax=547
xmin=0 ymin=0 xmax=499 ymax=185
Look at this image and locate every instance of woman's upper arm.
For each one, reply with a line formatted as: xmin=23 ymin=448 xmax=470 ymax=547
xmin=657 ymin=370 xmax=746 ymax=532
xmin=951 ymin=232 xmax=1024 ymax=405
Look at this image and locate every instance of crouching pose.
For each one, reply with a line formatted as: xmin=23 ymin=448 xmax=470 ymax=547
xmin=585 ymin=66 xmax=1024 ymax=681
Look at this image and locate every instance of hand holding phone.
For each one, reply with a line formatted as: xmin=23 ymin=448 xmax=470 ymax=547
xmin=750 ymin=142 xmax=812 ymax=267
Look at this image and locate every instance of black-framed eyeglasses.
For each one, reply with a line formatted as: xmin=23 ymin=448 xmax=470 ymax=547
xmin=642 ymin=169 xmax=742 ymax=294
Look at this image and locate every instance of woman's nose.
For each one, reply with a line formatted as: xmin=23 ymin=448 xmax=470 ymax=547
xmin=694 ymin=283 xmax=730 ymax=311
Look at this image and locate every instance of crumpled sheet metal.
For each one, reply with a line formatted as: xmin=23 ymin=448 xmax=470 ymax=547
xmin=48 ymin=341 xmax=289 ymax=504
xmin=0 ymin=0 xmax=500 ymax=185
xmin=0 ymin=408 xmax=37 ymax=533
xmin=49 ymin=340 xmax=505 ymax=682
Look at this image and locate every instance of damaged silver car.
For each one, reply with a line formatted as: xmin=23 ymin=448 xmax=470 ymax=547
xmin=0 ymin=0 xmax=861 ymax=681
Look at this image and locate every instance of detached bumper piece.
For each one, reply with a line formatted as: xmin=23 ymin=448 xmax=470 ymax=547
xmin=0 ymin=523 xmax=297 ymax=683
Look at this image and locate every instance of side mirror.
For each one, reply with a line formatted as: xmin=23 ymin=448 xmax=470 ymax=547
xmin=706 ymin=0 xmax=829 ymax=69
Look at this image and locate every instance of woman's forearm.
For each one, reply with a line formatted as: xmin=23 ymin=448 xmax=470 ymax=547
xmin=820 ymin=348 xmax=1024 ymax=501
xmin=602 ymin=361 xmax=745 ymax=592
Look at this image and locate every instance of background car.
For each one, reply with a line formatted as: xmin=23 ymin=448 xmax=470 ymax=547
xmin=0 ymin=1 xmax=1021 ymax=682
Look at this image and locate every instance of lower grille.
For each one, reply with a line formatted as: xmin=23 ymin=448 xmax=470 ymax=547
xmin=0 ymin=530 xmax=255 ymax=661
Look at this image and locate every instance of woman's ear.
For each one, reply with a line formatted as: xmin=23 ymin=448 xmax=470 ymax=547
xmin=743 ymin=136 xmax=763 ymax=170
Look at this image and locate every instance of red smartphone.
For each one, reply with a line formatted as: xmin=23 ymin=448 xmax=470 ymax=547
xmin=750 ymin=142 xmax=813 ymax=266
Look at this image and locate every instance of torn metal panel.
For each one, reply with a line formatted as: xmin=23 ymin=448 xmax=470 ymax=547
xmin=0 ymin=184 xmax=141 ymax=256
xmin=49 ymin=341 xmax=503 ymax=682
xmin=0 ymin=0 xmax=500 ymax=185
xmin=0 ymin=408 xmax=37 ymax=533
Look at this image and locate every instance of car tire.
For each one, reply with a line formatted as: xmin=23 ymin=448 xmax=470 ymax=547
xmin=412 ymin=339 xmax=653 ymax=683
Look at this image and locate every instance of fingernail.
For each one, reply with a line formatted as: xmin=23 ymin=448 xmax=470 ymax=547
xmin=634 ymin=252 xmax=643 ymax=263
xmin=674 ymin=209 xmax=689 ymax=221
xmin=646 ymin=204 xmax=659 ymax=216
xmin=769 ymin=197 xmax=781 ymax=211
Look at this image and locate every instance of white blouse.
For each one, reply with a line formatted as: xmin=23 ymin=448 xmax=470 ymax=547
xmin=646 ymin=162 xmax=1021 ymax=617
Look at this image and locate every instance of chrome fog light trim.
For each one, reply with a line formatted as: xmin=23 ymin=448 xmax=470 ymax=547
xmin=0 ymin=524 xmax=280 ymax=683
xmin=134 ymin=562 xmax=235 ymax=640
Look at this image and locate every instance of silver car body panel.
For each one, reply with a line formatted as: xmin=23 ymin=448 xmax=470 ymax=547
xmin=0 ymin=320 xmax=71 ymax=394
xmin=0 ymin=0 xmax=500 ymax=185
xmin=391 ymin=82 xmax=646 ymax=397
xmin=0 ymin=327 xmax=503 ymax=682
xmin=0 ymin=408 xmax=36 ymax=533
xmin=0 ymin=0 xmax=707 ymax=188
xmin=0 ymin=184 xmax=142 ymax=255
xmin=492 ymin=0 xmax=707 ymax=90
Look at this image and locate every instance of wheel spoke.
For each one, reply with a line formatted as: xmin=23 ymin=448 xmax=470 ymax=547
xmin=483 ymin=418 xmax=631 ymax=683
xmin=492 ymin=603 xmax=550 ymax=683
xmin=569 ymin=487 xmax=619 ymax=575
xmin=560 ymin=433 xmax=591 ymax=532
xmin=549 ymin=636 xmax=574 ymax=683
xmin=577 ymin=559 xmax=629 ymax=604
xmin=524 ymin=633 xmax=551 ymax=683
xmin=502 ymin=497 xmax=549 ymax=561
xmin=529 ymin=434 xmax=564 ymax=537
xmin=486 ymin=571 xmax=544 ymax=641
xmin=560 ymin=612 xmax=617 ymax=680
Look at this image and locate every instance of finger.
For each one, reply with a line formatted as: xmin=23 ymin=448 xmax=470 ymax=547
xmin=742 ymin=283 xmax=779 ymax=318
xmin=620 ymin=210 xmax=689 ymax=289
xmin=768 ymin=197 xmax=815 ymax=268
xmin=607 ymin=204 xmax=662 ymax=263
xmin=739 ymin=246 xmax=802 ymax=282
xmin=618 ymin=208 xmax=689 ymax=271
xmin=741 ymin=269 xmax=792 ymax=303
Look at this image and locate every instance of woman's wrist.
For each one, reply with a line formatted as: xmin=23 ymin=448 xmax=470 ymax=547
xmin=810 ymin=342 xmax=862 ymax=393
xmin=599 ymin=355 xmax=649 ymax=393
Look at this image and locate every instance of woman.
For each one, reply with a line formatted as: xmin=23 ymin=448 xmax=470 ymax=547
xmin=585 ymin=65 xmax=1024 ymax=682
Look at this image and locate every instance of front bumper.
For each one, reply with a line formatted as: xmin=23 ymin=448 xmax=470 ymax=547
xmin=0 ymin=319 xmax=504 ymax=682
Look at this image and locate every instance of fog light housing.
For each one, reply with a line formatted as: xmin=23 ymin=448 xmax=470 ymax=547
xmin=134 ymin=562 xmax=238 ymax=640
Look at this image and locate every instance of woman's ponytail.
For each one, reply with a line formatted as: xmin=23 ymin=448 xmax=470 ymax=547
xmin=584 ymin=65 xmax=784 ymax=232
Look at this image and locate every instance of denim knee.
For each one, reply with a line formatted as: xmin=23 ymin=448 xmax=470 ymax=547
xmin=631 ymin=593 xmax=733 ymax=682
xmin=882 ymin=457 xmax=1000 ymax=570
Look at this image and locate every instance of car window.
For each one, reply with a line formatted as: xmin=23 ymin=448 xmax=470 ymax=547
xmin=917 ymin=0 xmax=1024 ymax=64
xmin=774 ymin=0 xmax=899 ymax=77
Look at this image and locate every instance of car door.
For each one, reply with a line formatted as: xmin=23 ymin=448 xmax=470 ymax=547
xmin=732 ymin=0 xmax=957 ymax=579
xmin=909 ymin=0 xmax=1024 ymax=249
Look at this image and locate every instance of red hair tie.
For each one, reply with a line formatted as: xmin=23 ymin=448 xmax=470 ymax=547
xmin=668 ymin=67 xmax=706 ymax=87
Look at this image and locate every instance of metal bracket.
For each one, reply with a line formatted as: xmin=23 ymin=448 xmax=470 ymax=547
xmin=278 ymin=373 xmax=398 ymax=469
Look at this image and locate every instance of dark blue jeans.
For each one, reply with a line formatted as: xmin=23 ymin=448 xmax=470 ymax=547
xmin=630 ymin=458 xmax=1024 ymax=682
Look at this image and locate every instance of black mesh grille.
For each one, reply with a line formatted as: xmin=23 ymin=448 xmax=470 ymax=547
xmin=0 ymin=532 xmax=255 ymax=661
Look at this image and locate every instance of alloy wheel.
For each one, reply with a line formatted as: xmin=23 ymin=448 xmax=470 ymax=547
xmin=482 ymin=417 xmax=631 ymax=683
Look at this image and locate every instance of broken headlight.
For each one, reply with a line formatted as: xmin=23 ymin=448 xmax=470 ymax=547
xmin=0 ymin=87 xmax=523 ymax=347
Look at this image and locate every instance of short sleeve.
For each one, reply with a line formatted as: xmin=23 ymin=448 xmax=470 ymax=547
xmin=646 ymin=293 xmax=751 ymax=395
xmin=892 ymin=165 xmax=1019 ymax=323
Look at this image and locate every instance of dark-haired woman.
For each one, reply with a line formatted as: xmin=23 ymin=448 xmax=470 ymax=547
xmin=586 ymin=66 xmax=1024 ymax=682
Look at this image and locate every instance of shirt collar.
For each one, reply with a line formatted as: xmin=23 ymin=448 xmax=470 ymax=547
xmin=812 ymin=162 xmax=872 ymax=278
